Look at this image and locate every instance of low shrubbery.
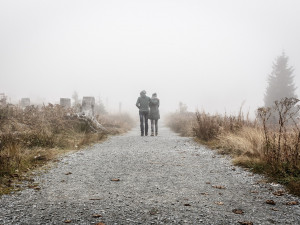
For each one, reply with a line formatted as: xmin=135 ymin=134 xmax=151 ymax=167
xmin=0 ymin=104 xmax=135 ymax=192
xmin=165 ymin=111 xmax=195 ymax=136
xmin=166 ymin=98 xmax=300 ymax=195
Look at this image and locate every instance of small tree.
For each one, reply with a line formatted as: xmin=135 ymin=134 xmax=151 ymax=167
xmin=264 ymin=52 xmax=297 ymax=107
xmin=94 ymin=97 xmax=107 ymax=115
xmin=178 ymin=102 xmax=188 ymax=113
xmin=72 ymin=91 xmax=81 ymax=112
xmin=72 ymin=91 xmax=79 ymax=106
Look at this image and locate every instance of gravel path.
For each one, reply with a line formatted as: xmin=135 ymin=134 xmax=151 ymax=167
xmin=1 ymin=125 xmax=300 ymax=225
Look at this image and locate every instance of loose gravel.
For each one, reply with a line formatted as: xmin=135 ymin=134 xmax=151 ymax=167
xmin=0 ymin=125 xmax=300 ymax=225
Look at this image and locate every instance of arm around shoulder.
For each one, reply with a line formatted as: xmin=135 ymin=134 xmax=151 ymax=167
xmin=136 ymin=97 xmax=140 ymax=108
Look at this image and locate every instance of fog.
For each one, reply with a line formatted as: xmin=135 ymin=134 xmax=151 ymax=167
xmin=1 ymin=0 xmax=300 ymax=116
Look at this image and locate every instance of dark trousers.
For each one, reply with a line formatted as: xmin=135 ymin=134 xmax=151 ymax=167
xmin=139 ymin=111 xmax=149 ymax=135
xmin=151 ymin=119 xmax=158 ymax=134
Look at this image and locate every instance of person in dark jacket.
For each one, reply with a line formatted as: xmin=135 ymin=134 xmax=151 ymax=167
xmin=136 ymin=90 xmax=151 ymax=136
xmin=149 ymin=93 xmax=160 ymax=136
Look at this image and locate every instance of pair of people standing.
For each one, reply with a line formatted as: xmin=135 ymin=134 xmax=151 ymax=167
xmin=136 ymin=90 xmax=160 ymax=136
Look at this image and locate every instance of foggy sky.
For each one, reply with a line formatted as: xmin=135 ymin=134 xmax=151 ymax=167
xmin=1 ymin=0 xmax=300 ymax=116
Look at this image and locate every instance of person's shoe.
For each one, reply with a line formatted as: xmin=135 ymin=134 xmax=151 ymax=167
xmin=145 ymin=133 xmax=148 ymax=136
xmin=151 ymin=132 xmax=154 ymax=136
xmin=141 ymin=132 xmax=144 ymax=136
xmin=155 ymin=132 xmax=158 ymax=136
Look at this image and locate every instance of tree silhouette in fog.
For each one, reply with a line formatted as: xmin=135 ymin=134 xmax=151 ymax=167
xmin=264 ymin=52 xmax=297 ymax=107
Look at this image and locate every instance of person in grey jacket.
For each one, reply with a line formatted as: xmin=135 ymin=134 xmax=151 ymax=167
xmin=149 ymin=93 xmax=160 ymax=136
xmin=136 ymin=90 xmax=151 ymax=136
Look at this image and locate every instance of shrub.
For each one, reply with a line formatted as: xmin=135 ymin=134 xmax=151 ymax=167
xmin=257 ymin=97 xmax=300 ymax=173
xmin=165 ymin=112 xmax=194 ymax=136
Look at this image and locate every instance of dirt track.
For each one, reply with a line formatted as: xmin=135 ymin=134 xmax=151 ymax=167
xmin=0 ymin=125 xmax=300 ymax=224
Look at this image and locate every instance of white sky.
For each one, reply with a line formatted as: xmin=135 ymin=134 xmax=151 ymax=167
xmin=1 ymin=0 xmax=300 ymax=116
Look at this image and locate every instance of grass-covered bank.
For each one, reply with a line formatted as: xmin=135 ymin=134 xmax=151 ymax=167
xmin=166 ymin=98 xmax=300 ymax=196
xmin=0 ymin=104 xmax=135 ymax=195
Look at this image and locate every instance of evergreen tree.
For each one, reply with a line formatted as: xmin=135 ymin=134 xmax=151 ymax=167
xmin=264 ymin=52 xmax=297 ymax=107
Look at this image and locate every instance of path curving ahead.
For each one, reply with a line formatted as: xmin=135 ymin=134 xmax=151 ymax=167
xmin=0 ymin=125 xmax=300 ymax=225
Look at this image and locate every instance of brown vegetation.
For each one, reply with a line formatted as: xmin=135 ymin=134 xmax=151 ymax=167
xmin=166 ymin=98 xmax=300 ymax=196
xmin=0 ymin=104 xmax=135 ymax=194
xmin=165 ymin=111 xmax=195 ymax=136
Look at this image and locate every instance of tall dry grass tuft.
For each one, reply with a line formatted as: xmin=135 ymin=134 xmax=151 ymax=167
xmin=193 ymin=107 xmax=256 ymax=142
xmin=193 ymin=111 xmax=221 ymax=141
xmin=218 ymin=127 xmax=264 ymax=157
xmin=0 ymin=143 xmax=21 ymax=176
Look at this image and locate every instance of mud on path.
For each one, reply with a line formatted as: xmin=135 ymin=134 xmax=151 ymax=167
xmin=0 ymin=125 xmax=300 ymax=225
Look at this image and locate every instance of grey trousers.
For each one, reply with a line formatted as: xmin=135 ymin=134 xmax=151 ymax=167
xmin=150 ymin=119 xmax=158 ymax=134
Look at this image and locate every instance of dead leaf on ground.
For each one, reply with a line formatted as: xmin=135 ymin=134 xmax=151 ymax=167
xmin=64 ymin=220 xmax=71 ymax=223
xmin=212 ymin=185 xmax=226 ymax=189
xmin=205 ymin=182 xmax=211 ymax=184
xmin=92 ymin=214 xmax=102 ymax=218
xmin=96 ymin=223 xmax=105 ymax=225
xmin=271 ymin=207 xmax=279 ymax=211
xmin=232 ymin=209 xmax=244 ymax=214
xmin=200 ymin=192 xmax=209 ymax=195
xmin=28 ymin=184 xmax=40 ymax=190
xmin=250 ymin=190 xmax=259 ymax=194
xmin=149 ymin=208 xmax=159 ymax=215
xmin=111 ymin=178 xmax=120 ymax=182
xmin=286 ymin=201 xmax=299 ymax=205
xmin=214 ymin=201 xmax=224 ymax=205
xmin=238 ymin=221 xmax=253 ymax=225
xmin=256 ymin=179 xmax=268 ymax=184
xmin=184 ymin=203 xmax=191 ymax=206
xmin=266 ymin=200 xmax=276 ymax=205
xmin=273 ymin=190 xmax=285 ymax=196
xmin=89 ymin=198 xmax=101 ymax=200
xmin=65 ymin=172 xmax=72 ymax=175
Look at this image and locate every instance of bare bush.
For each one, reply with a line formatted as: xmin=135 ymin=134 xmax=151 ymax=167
xmin=193 ymin=111 xmax=221 ymax=141
xmin=257 ymin=97 xmax=300 ymax=172
xmin=193 ymin=107 xmax=255 ymax=142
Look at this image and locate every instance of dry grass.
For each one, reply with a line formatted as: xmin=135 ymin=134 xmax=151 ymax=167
xmin=97 ymin=113 xmax=136 ymax=134
xmin=218 ymin=127 xmax=264 ymax=157
xmin=165 ymin=112 xmax=195 ymax=136
xmin=0 ymin=104 xmax=135 ymax=194
xmin=166 ymin=99 xmax=300 ymax=196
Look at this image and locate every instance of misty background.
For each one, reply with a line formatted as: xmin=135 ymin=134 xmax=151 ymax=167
xmin=1 ymin=0 xmax=300 ymax=116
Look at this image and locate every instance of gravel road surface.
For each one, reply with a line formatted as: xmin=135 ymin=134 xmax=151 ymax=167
xmin=0 ymin=125 xmax=300 ymax=225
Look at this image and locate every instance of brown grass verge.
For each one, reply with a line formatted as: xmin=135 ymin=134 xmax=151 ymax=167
xmin=0 ymin=104 xmax=135 ymax=195
xmin=166 ymin=99 xmax=300 ymax=196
